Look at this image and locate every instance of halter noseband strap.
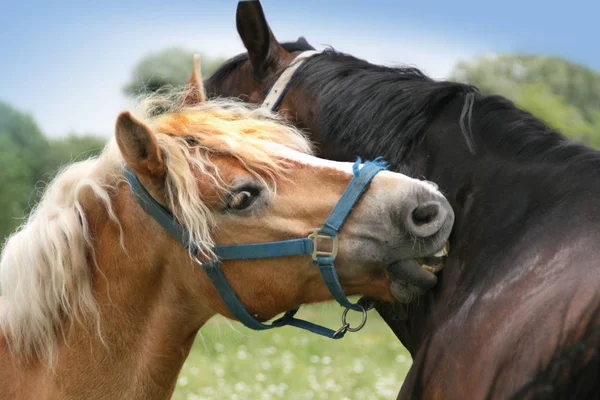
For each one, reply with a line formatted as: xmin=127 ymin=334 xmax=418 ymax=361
xmin=262 ymin=50 xmax=321 ymax=111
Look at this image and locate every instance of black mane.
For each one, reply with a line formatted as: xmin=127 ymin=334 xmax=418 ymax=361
xmin=289 ymin=49 xmax=600 ymax=174
xmin=288 ymin=48 xmax=600 ymax=301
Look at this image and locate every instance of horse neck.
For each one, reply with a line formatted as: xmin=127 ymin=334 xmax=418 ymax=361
xmin=408 ymin=103 xmax=600 ymax=343
xmin=304 ymin=84 xmax=600 ymax=353
xmin=22 ymin=183 xmax=214 ymax=400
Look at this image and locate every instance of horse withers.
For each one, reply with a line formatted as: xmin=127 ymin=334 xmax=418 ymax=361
xmin=0 ymin=57 xmax=453 ymax=399
xmin=206 ymin=2 xmax=600 ymax=399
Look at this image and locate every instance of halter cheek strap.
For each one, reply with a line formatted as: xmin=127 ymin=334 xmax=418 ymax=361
xmin=262 ymin=50 xmax=321 ymax=111
xmin=125 ymin=160 xmax=385 ymax=339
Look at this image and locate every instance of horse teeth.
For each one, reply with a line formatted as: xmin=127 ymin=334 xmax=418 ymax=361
xmin=434 ymin=243 xmax=449 ymax=257
xmin=421 ymin=264 xmax=443 ymax=274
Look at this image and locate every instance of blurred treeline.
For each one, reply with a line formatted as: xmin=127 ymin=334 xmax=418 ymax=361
xmin=452 ymin=54 xmax=600 ymax=147
xmin=0 ymin=102 xmax=106 ymax=241
xmin=1 ymin=48 xmax=600 ymax=244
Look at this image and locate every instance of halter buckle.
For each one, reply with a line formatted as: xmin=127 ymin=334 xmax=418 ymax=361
xmin=308 ymin=230 xmax=339 ymax=261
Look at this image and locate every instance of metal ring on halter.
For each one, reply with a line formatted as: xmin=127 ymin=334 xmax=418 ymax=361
xmin=342 ymin=304 xmax=368 ymax=332
xmin=332 ymin=304 xmax=368 ymax=338
xmin=332 ymin=323 xmax=350 ymax=338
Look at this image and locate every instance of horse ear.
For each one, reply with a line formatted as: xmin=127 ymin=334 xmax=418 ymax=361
xmin=296 ymin=36 xmax=315 ymax=50
xmin=180 ymin=54 xmax=206 ymax=106
xmin=236 ymin=0 xmax=285 ymax=78
xmin=115 ymin=111 xmax=166 ymax=179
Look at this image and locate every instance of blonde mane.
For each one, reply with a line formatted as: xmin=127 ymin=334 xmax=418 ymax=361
xmin=0 ymin=94 xmax=313 ymax=361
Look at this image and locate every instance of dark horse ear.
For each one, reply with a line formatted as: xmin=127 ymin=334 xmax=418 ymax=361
xmin=296 ymin=36 xmax=315 ymax=50
xmin=236 ymin=0 xmax=284 ymax=78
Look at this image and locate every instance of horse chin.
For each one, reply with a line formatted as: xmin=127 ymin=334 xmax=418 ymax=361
xmin=388 ymin=279 xmax=428 ymax=304
xmin=386 ymin=244 xmax=448 ymax=303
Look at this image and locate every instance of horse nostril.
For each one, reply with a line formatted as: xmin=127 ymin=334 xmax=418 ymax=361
xmin=411 ymin=202 xmax=440 ymax=226
xmin=404 ymin=200 xmax=448 ymax=239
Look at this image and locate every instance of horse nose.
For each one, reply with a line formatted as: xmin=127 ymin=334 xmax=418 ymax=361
xmin=425 ymin=180 xmax=439 ymax=190
xmin=405 ymin=200 xmax=449 ymax=238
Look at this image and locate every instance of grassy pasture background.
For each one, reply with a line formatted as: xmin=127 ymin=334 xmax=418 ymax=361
xmin=173 ymin=301 xmax=412 ymax=400
xmin=1 ymin=2 xmax=599 ymax=399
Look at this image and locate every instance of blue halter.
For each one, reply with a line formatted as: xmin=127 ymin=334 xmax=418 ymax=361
xmin=124 ymin=159 xmax=386 ymax=339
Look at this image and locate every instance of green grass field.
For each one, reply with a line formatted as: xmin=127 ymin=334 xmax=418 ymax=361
xmin=173 ymin=300 xmax=411 ymax=400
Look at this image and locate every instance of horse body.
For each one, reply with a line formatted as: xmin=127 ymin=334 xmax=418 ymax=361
xmin=206 ymin=3 xmax=600 ymax=397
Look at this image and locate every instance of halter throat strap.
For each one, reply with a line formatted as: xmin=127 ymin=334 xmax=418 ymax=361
xmin=262 ymin=50 xmax=321 ymax=111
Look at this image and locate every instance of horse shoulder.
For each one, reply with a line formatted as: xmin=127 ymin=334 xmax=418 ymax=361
xmin=400 ymin=244 xmax=600 ymax=399
xmin=0 ymin=297 xmax=52 ymax=399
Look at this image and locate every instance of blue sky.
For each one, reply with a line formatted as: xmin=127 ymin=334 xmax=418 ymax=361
xmin=0 ymin=0 xmax=597 ymax=137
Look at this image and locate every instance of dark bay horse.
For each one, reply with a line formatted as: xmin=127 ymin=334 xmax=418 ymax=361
xmin=205 ymin=2 xmax=600 ymax=399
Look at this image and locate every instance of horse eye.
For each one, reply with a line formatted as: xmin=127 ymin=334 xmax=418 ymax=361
xmin=227 ymin=190 xmax=256 ymax=211
xmin=185 ymin=136 xmax=199 ymax=146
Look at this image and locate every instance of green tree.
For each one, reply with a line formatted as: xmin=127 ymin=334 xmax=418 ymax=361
xmin=0 ymin=101 xmax=107 ymax=244
xmin=452 ymin=56 xmax=521 ymax=100
xmin=122 ymin=47 xmax=226 ymax=97
xmin=451 ymin=54 xmax=600 ymax=147
xmin=516 ymin=83 xmax=594 ymax=143
xmin=0 ymin=102 xmax=47 ymax=149
xmin=0 ymin=134 xmax=35 ymax=240
xmin=589 ymin=110 xmax=600 ymax=149
xmin=43 ymin=134 xmax=107 ymax=180
xmin=452 ymin=54 xmax=600 ymax=121
xmin=0 ymin=102 xmax=47 ymax=240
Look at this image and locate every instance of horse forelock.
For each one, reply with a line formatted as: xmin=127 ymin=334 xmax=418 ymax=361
xmin=138 ymin=93 xmax=311 ymax=254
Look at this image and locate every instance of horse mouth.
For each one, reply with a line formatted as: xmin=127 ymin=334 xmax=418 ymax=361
xmin=416 ymin=242 xmax=449 ymax=274
xmin=385 ymin=242 xmax=449 ymax=302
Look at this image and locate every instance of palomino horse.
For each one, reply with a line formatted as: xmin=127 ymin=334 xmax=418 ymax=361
xmin=205 ymin=2 xmax=600 ymax=399
xmin=0 ymin=58 xmax=453 ymax=399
